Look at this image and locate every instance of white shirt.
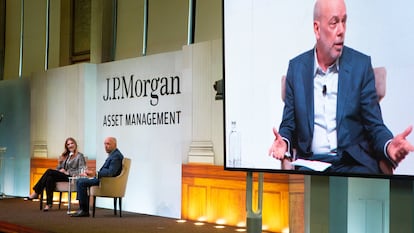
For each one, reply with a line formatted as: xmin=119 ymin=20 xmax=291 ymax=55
xmin=312 ymin=52 xmax=339 ymax=155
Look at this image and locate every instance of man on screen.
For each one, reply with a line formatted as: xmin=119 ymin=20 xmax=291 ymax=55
xmin=268 ymin=0 xmax=414 ymax=174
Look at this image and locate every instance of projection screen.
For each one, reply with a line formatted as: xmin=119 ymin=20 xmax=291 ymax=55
xmin=223 ymin=0 xmax=414 ymax=179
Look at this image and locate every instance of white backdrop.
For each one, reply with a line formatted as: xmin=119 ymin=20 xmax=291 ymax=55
xmin=95 ymin=51 xmax=192 ymax=218
xmin=224 ymin=0 xmax=414 ymax=176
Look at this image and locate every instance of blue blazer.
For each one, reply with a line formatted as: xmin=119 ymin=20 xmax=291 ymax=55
xmin=97 ymin=148 xmax=124 ymax=178
xmin=279 ymin=46 xmax=393 ymax=173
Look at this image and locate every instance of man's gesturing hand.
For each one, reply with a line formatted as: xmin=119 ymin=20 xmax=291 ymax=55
xmin=268 ymin=127 xmax=288 ymax=160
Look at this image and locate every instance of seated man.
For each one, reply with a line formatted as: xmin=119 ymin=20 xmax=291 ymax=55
xmin=71 ymin=137 xmax=124 ymax=217
xmin=268 ymin=0 xmax=414 ymax=174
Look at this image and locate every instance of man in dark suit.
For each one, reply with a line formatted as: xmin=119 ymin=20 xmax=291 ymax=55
xmin=269 ymin=0 xmax=414 ymax=174
xmin=71 ymin=137 xmax=124 ymax=217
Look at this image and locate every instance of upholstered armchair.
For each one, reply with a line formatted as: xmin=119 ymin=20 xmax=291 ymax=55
xmin=39 ymin=180 xmax=76 ymax=210
xmin=90 ymin=157 xmax=131 ymax=217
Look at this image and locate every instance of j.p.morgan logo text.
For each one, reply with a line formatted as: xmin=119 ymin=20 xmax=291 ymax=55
xmin=103 ymin=75 xmax=181 ymax=106
xmin=102 ymin=74 xmax=183 ymax=127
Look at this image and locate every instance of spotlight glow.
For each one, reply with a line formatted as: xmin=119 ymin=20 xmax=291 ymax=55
xmin=236 ymin=222 xmax=246 ymax=227
xmin=215 ymin=218 xmax=227 ymax=225
xmin=282 ymin=227 xmax=290 ymax=233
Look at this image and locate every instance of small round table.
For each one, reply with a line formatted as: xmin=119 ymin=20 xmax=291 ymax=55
xmin=67 ymin=176 xmax=90 ymax=214
xmin=67 ymin=176 xmax=79 ymax=214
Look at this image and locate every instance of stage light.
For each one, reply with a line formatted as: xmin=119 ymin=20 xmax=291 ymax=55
xmin=215 ymin=218 xmax=227 ymax=225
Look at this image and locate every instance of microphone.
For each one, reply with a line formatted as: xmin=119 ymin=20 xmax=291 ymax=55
xmin=322 ymin=85 xmax=327 ymax=96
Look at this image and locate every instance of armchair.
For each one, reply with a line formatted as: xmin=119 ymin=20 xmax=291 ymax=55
xmin=90 ymin=157 xmax=131 ymax=217
xmin=39 ymin=181 xmax=76 ymax=210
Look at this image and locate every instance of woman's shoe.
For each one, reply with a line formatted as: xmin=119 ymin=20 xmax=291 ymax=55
xmin=24 ymin=193 xmax=39 ymax=201
xmin=43 ymin=204 xmax=52 ymax=212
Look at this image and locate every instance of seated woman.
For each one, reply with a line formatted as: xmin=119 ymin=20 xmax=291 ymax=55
xmin=25 ymin=137 xmax=86 ymax=211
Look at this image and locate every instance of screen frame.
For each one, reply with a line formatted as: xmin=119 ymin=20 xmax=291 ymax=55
xmin=222 ymin=0 xmax=414 ymax=180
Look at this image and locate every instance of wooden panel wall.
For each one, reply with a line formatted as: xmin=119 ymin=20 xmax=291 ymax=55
xmin=288 ymin=175 xmax=305 ymax=233
xmin=182 ymin=164 xmax=305 ymax=232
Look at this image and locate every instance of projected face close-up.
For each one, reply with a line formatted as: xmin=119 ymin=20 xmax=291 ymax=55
xmin=223 ymin=0 xmax=414 ymax=179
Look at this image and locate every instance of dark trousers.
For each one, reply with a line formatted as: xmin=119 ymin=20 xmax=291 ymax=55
xmin=32 ymin=169 xmax=69 ymax=205
xmin=76 ymin=177 xmax=99 ymax=212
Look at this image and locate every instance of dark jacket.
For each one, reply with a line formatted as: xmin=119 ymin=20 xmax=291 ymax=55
xmin=280 ymin=46 xmax=393 ymax=173
xmin=97 ymin=148 xmax=124 ymax=178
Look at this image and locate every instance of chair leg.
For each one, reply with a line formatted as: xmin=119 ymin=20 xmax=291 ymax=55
xmin=58 ymin=192 xmax=62 ymax=209
xmin=39 ymin=193 xmax=43 ymax=210
xmin=92 ymin=196 xmax=96 ymax=218
xmin=119 ymin=198 xmax=122 ymax=217
xmin=113 ymin=197 xmax=117 ymax=216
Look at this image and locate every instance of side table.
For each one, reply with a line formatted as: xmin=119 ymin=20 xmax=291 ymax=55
xmin=67 ymin=176 xmax=78 ymax=214
xmin=67 ymin=176 xmax=89 ymax=214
